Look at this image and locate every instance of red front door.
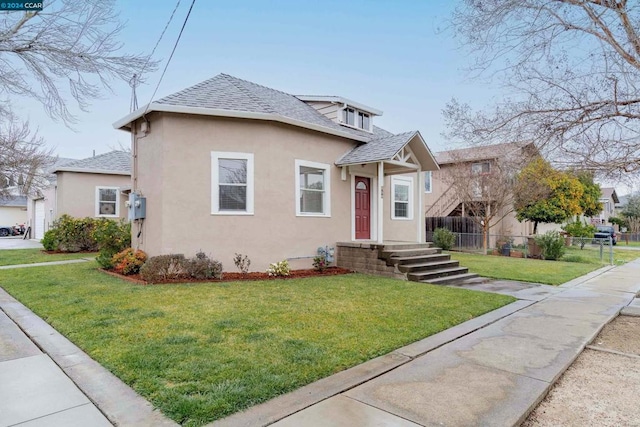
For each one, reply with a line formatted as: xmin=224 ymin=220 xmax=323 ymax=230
xmin=355 ymin=177 xmax=370 ymax=240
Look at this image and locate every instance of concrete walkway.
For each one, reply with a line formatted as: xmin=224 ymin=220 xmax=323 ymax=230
xmin=0 ymin=237 xmax=43 ymax=250
xmin=215 ymin=261 xmax=640 ymax=426
xmin=0 ymin=259 xmax=92 ymax=270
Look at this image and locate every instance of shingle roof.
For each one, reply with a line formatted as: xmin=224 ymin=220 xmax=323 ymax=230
xmin=0 ymin=195 xmax=27 ymax=207
xmin=54 ymin=151 xmax=131 ymax=174
xmin=336 ymin=131 xmax=418 ymax=165
xmin=155 ymin=74 xmax=390 ymax=141
xmin=600 ymin=187 xmax=619 ymax=204
xmin=435 ymin=142 xmax=531 ymax=164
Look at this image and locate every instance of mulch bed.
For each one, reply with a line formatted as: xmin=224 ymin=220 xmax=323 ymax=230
xmin=100 ymin=267 xmax=353 ymax=285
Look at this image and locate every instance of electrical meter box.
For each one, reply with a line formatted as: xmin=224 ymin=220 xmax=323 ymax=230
xmin=127 ymin=193 xmax=146 ymax=220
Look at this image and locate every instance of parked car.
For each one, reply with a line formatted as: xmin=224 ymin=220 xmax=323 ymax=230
xmin=594 ymin=225 xmax=617 ymax=245
xmin=0 ymin=225 xmax=14 ymax=237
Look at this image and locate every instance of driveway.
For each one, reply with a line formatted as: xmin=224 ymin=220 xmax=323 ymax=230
xmin=0 ymin=237 xmax=43 ymax=250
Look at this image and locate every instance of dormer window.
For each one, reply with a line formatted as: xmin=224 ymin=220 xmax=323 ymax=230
xmin=342 ymin=107 xmax=372 ymax=132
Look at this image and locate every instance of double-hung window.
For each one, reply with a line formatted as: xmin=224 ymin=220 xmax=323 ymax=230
xmin=211 ymin=152 xmax=254 ymax=215
xmin=295 ymin=160 xmax=331 ymax=217
xmin=95 ymin=187 xmax=119 ymax=217
xmin=391 ymin=176 xmax=413 ymax=220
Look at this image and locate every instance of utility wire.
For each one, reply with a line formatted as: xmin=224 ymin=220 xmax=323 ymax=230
xmin=139 ymin=0 xmax=183 ymax=79
xmin=143 ymin=0 xmax=196 ymax=117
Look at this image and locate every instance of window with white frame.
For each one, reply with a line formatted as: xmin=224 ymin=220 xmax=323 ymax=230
xmin=295 ymin=160 xmax=331 ymax=216
xmin=342 ymin=107 xmax=371 ymax=131
xmin=391 ymin=176 xmax=413 ymax=220
xmin=211 ymin=152 xmax=254 ymax=214
xmin=96 ymin=187 xmax=119 ymax=217
xmin=472 ymin=161 xmax=491 ymax=174
xmin=424 ymin=171 xmax=432 ymax=193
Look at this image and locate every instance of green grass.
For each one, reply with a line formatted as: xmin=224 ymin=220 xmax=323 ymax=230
xmin=617 ymin=240 xmax=640 ymax=247
xmin=448 ymin=251 xmax=603 ymax=285
xmin=0 ymin=248 xmax=96 ymax=266
xmin=562 ymin=246 xmax=640 ymax=265
xmin=0 ymin=262 xmax=514 ymax=426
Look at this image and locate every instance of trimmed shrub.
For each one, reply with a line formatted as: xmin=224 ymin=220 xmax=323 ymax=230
xmin=267 ymin=260 xmax=290 ymax=277
xmin=52 ymin=215 xmax=98 ymax=252
xmin=112 ymin=248 xmax=147 ymax=275
xmin=92 ymin=219 xmax=131 ymax=269
xmin=534 ymin=231 xmax=566 ymax=261
xmin=185 ymin=251 xmax=223 ymax=280
xmin=433 ymin=227 xmax=456 ymax=250
xmin=140 ymin=254 xmax=187 ymax=283
xmin=41 ymin=229 xmax=59 ymax=251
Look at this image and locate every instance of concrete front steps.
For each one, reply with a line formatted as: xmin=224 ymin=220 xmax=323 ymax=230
xmin=336 ymin=242 xmax=477 ymax=284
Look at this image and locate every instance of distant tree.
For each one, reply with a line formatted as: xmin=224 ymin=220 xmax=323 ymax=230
xmin=514 ymin=158 xmax=583 ymax=233
xmin=443 ymin=146 xmax=529 ymax=254
xmin=609 ymin=216 xmax=628 ymax=230
xmin=574 ymin=172 xmax=603 ymax=218
xmin=621 ymin=195 xmax=640 ymax=233
xmin=446 ymin=0 xmax=640 ymax=177
xmin=0 ymin=1 xmax=157 ymax=196
xmin=562 ymin=219 xmax=596 ymax=250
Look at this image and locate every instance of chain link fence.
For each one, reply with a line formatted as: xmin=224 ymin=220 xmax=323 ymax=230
xmin=426 ymin=231 xmax=615 ymax=264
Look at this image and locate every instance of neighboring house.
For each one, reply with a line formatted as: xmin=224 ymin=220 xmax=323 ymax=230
xmin=26 ymin=151 xmax=131 ymax=239
xmin=591 ymin=187 xmax=619 ymax=225
xmin=114 ymin=73 xmax=438 ymax=270
xmin=0 ymin=195 xmax=27 ymax=228
xmin=424 ymin=142 xmax=537 ymax=237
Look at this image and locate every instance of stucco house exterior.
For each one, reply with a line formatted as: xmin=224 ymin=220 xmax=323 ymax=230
xmin=114 ymin=73 xmax=439 ymax=271
xmin=0 ymin=196 xmax=27 ymax=229
xmin=590 ymin=187 xmax=619 ymax=225
xmin=424 ymin=142 xmax=537 ymax=238
xmin=26 ymin=151 xmax=131 ymax=239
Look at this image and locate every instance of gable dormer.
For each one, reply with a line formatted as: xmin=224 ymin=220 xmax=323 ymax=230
xmin=296 ymin=95 xmax=383 ymax=133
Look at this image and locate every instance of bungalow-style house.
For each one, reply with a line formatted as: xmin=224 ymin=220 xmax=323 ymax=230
xmin=114 ymin=73 xmax=442 ymax=272
xmin=26 ymin=151 xmax=131 ymax=239
xmin=590 ymin=187 xmax=619 ymax=225
xmin=424 ymin=142 xmax=537 ymax=238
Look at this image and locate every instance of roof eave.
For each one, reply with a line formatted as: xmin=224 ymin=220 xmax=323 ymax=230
xmin=55 ymin=168 xmax=131 ymax=176
xmin=295 ymin=95 xmax=383 ymax=116
xmin=113 ymin=103 xmax=370 ymax=143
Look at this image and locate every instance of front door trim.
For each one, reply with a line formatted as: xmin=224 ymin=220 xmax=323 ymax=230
xmin=350 ymin=172 xmax=377 ymax=241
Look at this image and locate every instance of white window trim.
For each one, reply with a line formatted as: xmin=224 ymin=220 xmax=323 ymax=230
xmin=95 ymin=186 xmax=120 ymax=218
xmin=391 ymin=176 xmax=413 ymax=220
xmin=339 ymin=106 xmax=373 ymax=133
xmin=424 ymin=171 xmax=432 ymax=193
xmin=295 ymin=159 xmax=331 ymax=217
xmin=211 ymin=151 xmax=254 ymax=215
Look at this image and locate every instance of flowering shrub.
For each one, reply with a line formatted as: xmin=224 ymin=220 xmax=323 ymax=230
xmin=111 ymin=248 xmax=147 ymax=275
xmin=312 ymin=255 xmax=329 ymax=272
xmin=266 ymin=260 xmax=290 ymax=277
xmin=41 ymin=215 xmax=98 ymax=252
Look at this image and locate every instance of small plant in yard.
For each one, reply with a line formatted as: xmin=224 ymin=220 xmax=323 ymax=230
xmin=312 ymin=255 xmax=329 ymax=272
xmin=267 ymin=260 xmax=290 ymax=277
xmin=433 ymin=227 xmax=456 ymax=250
xmin=562 ymin=219 xmax=596 ymax=249
xmin=186 ymin=251 xmax=223 ymax=280
xmin=233 ymin=253 xmax=251 ymax=274
xmin=111 ymin=248 xmax=147 ymax=275
xmin=534 ymin=230 xmax=566 ymax=260
xmin=140 ymin=254 xmax=187 ymax=282
xmin=41 ymin=229 xmax=58 ymax=251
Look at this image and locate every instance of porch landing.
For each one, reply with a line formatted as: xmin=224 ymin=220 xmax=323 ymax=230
xmin=336 ymin=242 xmax=477 ymax=284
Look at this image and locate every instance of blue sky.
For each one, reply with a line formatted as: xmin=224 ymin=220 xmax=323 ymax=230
xmin=19 ymin=0 xmax=499 ymax=160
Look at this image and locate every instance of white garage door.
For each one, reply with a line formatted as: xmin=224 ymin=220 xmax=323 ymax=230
xmin=34 ymin=199 xmax=45 ymax=240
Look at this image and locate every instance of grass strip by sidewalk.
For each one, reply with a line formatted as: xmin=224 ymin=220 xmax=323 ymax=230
xmin=448 ymin=251 xmax=602 ymax=285
xmin=0 ymin=262 xmax=513 ymax=426
xmin=0 ymin=248 xmax=96 ymax=266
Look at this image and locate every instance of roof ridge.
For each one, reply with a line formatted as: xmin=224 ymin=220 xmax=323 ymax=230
xmin=220 ymin=74 xmax=278 ymax=114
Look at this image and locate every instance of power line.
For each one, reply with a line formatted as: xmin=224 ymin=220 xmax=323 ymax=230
xmin=143 ymin=0 xmax=196 ymax=117
xmin=139 ymin=0 xmax=183 ymax=79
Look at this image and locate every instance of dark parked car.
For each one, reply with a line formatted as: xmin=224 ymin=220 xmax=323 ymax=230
xmin=594 ymin=225 xmax=617 ymax=245
xmin=0 ymin=225 xmax=14 ymax=237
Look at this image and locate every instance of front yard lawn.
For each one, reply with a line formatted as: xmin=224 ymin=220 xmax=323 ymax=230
xmin=0 ymin=248 xmax=96 ymax=266
xmin=448 ymin=251 xmax=603 ymax=285
xmin=562 ymin=246 xmax=640 ymax=265
xmin=0 ymin=262 xmax=514 ymax=426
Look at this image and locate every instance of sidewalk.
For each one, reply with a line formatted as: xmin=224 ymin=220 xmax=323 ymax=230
xmin=215 ymin=261 xmax=640 ymax=426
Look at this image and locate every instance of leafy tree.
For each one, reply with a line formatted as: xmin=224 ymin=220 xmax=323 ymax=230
xmin=562 ymin=220 xmax=596 ymax=250
xmin=574 ymin=171 xmax=603 ymax=218
xmin=621 ymin=194 xmax=640 ymax=233
xmin=514 ymin=158 xmax=583 ymax=233
xmin=609 ymin=216 xmax=628 ymax=230
xmin=446 ymin=1 xmax=640 ymax=176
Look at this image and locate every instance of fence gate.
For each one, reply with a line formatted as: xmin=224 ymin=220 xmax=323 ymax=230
xmin=425 ymin=217 xmax=483 ymax=247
